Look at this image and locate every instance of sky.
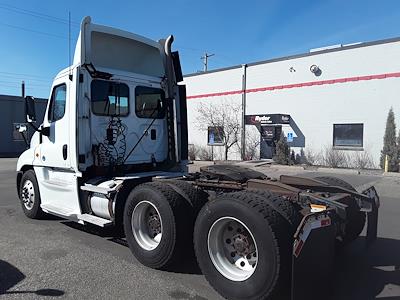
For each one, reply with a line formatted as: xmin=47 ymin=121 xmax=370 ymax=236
xmin=0 ymin=0 xmax=400 ymax=98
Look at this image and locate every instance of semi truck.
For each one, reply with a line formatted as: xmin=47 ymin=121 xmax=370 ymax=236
xmin=17 ymin=16 xmax=379 ymax=300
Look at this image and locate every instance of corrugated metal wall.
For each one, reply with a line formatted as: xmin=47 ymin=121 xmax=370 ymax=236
xmin=0 ymin=95 xmax=47 ymax=157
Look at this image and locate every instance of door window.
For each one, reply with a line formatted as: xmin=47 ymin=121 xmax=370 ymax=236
xmin=48 ymin=84 xmax=67 ymax=122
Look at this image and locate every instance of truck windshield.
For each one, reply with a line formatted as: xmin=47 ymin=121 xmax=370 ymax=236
xmin=91 ymin=80 xmax=129 ymax=116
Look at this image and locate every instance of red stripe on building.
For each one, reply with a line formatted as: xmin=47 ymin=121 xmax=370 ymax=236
xmin=186 ymin=71 xmax=400 ymax=99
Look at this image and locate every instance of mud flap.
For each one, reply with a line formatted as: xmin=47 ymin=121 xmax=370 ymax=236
xmin=363 ymin=186 xmax=379 ymax=246
xmin=291 ymin=211 xmax=336 ymax=300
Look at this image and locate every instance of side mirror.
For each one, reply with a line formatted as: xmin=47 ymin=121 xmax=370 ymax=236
xmin=25 ymin=96 xmax=36 ymax=123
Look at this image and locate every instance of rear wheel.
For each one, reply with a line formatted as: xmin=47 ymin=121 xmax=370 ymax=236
xmin=123 ymin=182 xmax=193 ymax=269
xmin=315 ymin=176 xmax=366 ymax=243
xmin=19 ymin=170 xmax=44 ymax=219
xmin=194 ymin=191 xmax=291 ymax=300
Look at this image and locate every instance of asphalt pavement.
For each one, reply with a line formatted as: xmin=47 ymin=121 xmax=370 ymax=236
xmin=1 ymin=158 xmax=399 ymax=299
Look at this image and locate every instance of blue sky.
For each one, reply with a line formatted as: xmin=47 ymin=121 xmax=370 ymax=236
xmin=1 ymin=0 xmax=400 ymax=98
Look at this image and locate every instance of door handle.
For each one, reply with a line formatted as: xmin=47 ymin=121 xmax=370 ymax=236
xmin=62 ymin=144 xmax=68 ymax=160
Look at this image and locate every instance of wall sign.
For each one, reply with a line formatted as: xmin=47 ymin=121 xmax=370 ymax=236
xmin=245 ymin=114 xmax=291 ymax=125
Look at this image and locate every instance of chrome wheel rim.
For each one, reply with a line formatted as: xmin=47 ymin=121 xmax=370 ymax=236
xmin=132 ymin=201 xmax=162 ymax=251
xmin=207 ymin=217 xmax=258 ymax=281
xmin=21 ymin=180 xmax=35 ymax=210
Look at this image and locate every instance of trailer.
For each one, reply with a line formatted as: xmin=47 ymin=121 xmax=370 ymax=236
xmin=16 ymin=16 xmax=379 ymax=300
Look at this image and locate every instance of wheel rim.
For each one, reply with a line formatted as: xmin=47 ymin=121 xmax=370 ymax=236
xmin=208 ymin=217 xmax=258 ymax=282
xmin=21 ymin=180 xmax=35 ymax=210
xmin=132 ymin=201 xmax=163 ymax=251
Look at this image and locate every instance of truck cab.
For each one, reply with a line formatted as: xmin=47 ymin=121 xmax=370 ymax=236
xmin=17 ymin=16 xmax=187 ymax=222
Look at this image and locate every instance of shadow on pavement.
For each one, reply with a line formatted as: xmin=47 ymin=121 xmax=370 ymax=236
xmin=331 ymin=237 xmax=400 ymax=300
xmin=0 ymin=260 xmax=64 ymax=297
xmin=61 ymin=221 xmax=400 ymax=293
xmin=61 ymin=221 xmax=203 ymax=275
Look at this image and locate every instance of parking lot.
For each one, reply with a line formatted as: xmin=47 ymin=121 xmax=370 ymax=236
xmin=1 ymin=158 xmax=399 ymax=299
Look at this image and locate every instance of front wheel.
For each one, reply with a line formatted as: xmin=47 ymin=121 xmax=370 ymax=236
xmin=194 ymin=192 xmax=292 ymax=300
xmin=19 ymin=170 xmax=44 ymax=219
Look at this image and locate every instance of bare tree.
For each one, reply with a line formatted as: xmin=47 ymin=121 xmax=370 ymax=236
xmin=196 ymin=101 xmax=241 ymax=160
xmin=244 ymin=127 xmax=261 ymax=160
xmin=322 ymin=146 xmax=350 ymax=168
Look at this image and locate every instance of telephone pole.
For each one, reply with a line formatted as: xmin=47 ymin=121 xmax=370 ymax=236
xmin=201 ymin=52 xmax=215 ymax=72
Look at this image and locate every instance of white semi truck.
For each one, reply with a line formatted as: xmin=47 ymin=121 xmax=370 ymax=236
xmin=17 ymin=17 xmax=379 ymax=300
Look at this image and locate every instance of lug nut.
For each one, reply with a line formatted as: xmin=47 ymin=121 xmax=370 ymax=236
xmin=240 ymin=261 xmax=245 ymax=267
xmin=226 ymin=238 xmax=231 ymax=244
xmin=230 ymin=252 xmax=236 ymax=258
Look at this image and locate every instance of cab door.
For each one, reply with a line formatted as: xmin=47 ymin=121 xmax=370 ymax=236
xmin=34 ymin=76 xmax=81 ymax=216
xmin=39 ymin=79 xmax=70 ymax=168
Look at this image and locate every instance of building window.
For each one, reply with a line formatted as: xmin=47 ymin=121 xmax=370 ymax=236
xmin=208 ymin=126 xmax=224 ymax=145
xmin=48 ymin=84 xmax=67 ymax=122
xmin=91 ymin=80 xmax=129 ymax=116
xmin=333 ymin=123 xmax=363 ymax=148
xmin=135 ymin=86 xmax=165 ymax=119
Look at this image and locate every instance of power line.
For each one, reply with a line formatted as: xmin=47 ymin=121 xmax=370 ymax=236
xmin=0 ymin=71 xmax=51 ymax=79
xmin=0 ymin=21 xmax=68 ymax=39
xmin=0 ymin=3 xmax=80 ymax=27
xmin=0 ymin=74 xmax=51 ymax=82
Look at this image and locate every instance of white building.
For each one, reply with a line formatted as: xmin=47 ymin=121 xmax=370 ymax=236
xmin=183 ymin=37 xmax=400 ymax=166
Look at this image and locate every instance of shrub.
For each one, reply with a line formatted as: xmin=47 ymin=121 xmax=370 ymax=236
xmin=197 ymin=145 xmax=213 ymax=161
xmin=273 ymin=133 xmax=290 ymax=165
xmin=322 ymin=147 xmax=349 ymax=168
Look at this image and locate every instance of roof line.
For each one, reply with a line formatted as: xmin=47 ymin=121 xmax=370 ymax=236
xmin=187 ymin=71 xmax=400 ymax=99
xmin=184 ymin=36 xmax=400 ymax=78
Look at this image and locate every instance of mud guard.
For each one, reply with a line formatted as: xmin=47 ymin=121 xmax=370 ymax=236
xmin=291 ymin=211 xmax=336 ymax=300
xmin=363 ymin=186 xmax=379 ymax=246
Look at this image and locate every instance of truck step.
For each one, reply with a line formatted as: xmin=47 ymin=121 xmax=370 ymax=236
xmin=78 ymin=214 xmax=112 ymax=227
xmin=81 ymin=184 xmax=113 ymax=194
xmin=81 ymin=180 xmax=124 ymax=195
xmin=41 ymin=204 xmax=75 ymax=217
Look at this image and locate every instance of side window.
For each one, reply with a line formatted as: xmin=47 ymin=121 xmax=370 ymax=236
xmin=91 ymin=80 xmax=129 ymax=116
xmin=135 ymin=86 xmax=165 ymax=118
xmin=333 ymin=123 xmax=363 ymax=148
xmin=48 ymin=84 xmax=67 ymax=122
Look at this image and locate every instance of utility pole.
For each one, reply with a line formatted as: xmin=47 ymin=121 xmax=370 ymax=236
xmin=241 ymin=64 xmax=247 ymax=160
xmin=201 ymin=52 xmax=215 ymax=72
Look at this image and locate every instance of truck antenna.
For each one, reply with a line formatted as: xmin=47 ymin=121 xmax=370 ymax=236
xmin=68 ymin=11 xmax=72 ymax=81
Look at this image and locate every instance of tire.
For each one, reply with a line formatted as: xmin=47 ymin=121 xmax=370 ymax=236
xmin=194 ymin=191 xmax=292 ymax=300
xmin=19 ymin=170 xmax=45 ymax=219
xmin=123 ymin=181 xmax=194 ymax=269
xmin=315 ymin=176 xmax=366 ymax=243
xmin=247 ymin=189 xmax=302 ymax=229
xmin=165 ymin=179 xmax=208 ymax=214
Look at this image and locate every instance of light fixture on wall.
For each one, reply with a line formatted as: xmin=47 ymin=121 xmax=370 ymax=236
xmin=310 ymin=64 xmax=322 ymax=76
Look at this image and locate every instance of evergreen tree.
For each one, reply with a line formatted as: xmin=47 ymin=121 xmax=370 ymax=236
xmin=273 ymin=132 xmax=290 ymax=165
xmin=380 ymin=108 xmax=399 ymax=171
